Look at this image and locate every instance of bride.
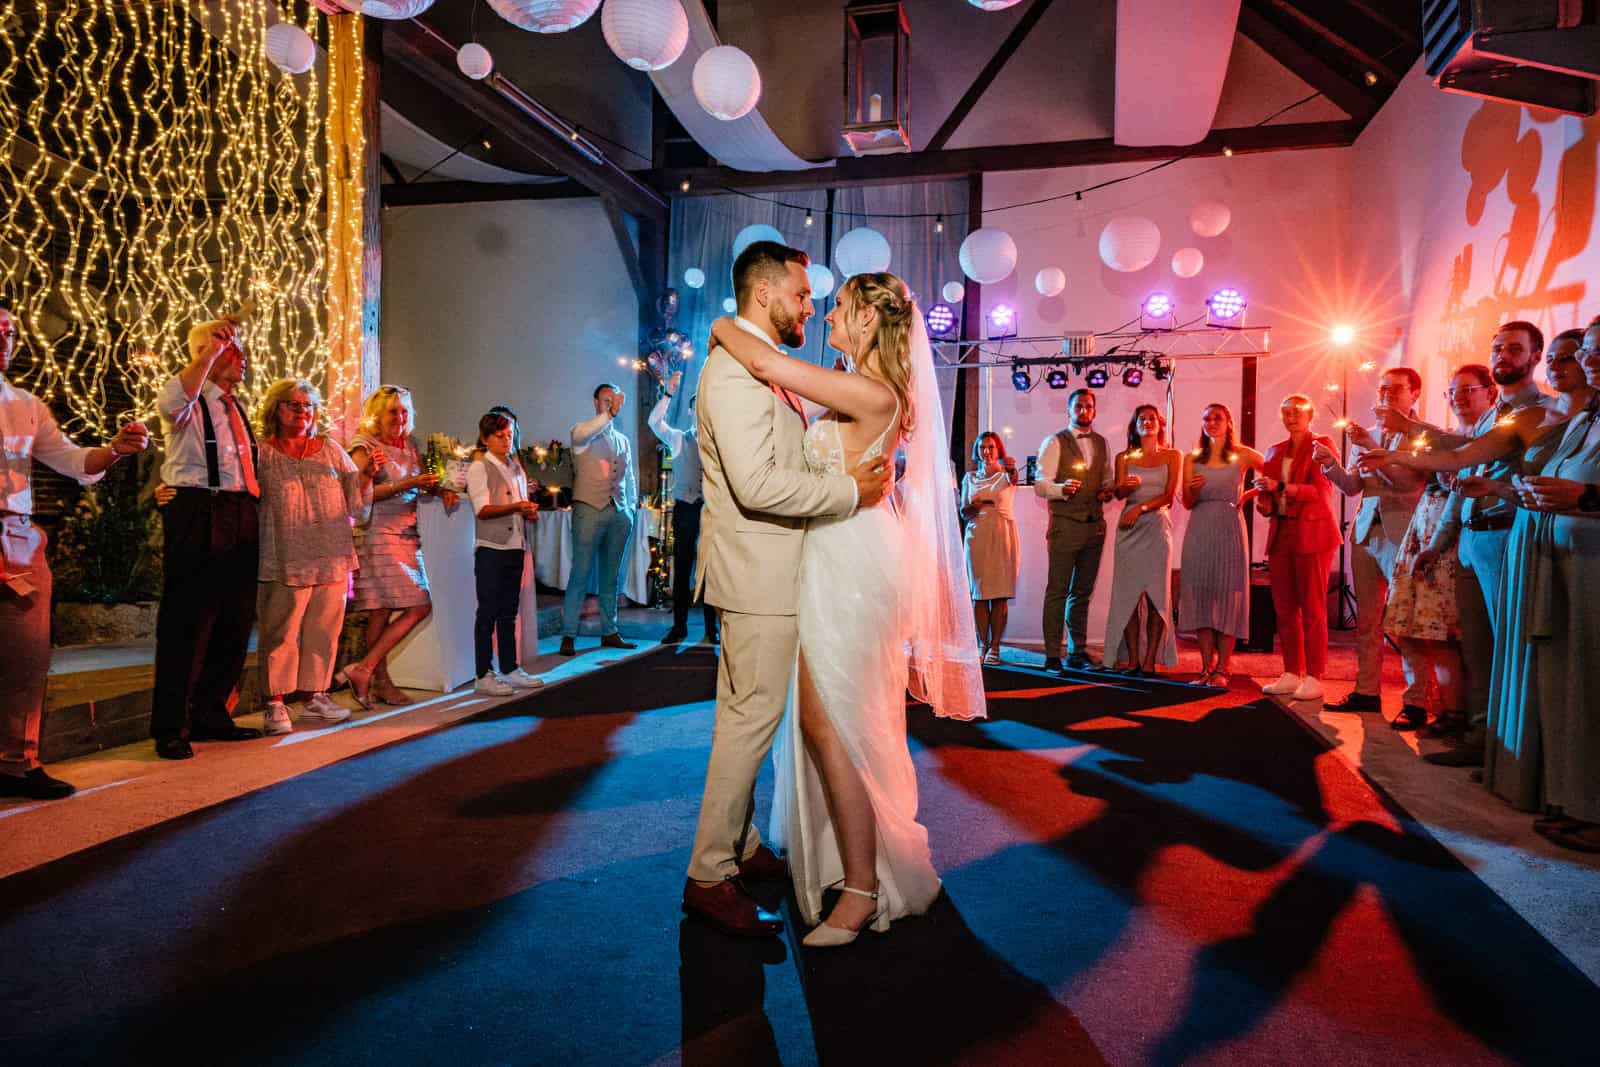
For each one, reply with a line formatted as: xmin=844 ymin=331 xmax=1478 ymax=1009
xmin=708 ymin=271 xmax=985 ymax=948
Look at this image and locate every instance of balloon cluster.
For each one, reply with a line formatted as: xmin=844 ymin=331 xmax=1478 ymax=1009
xmin=642 ymin=288 xmax=693 ymax=389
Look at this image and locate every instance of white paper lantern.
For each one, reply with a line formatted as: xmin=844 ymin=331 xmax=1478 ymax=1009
xmin=264 ymin=23 xmax=316 ymax=75
xmin=942 ymin=281 xmax=966 ymax=304
xmin=1035 ymin=267 xmax=1066 ymax=297
xmin=968 ymin=0 xmax=1024 ymax=9
xmin=1171 ymin=247 xmax=1205 ymax=279
xmin=959 ymin=228 xmax=1017 ymax=285
xmin=344 ymin=0 xmax=435 ymax=17
xmin=1098 ymin=217 xmax=1161 ymax=273
xmin=834 ymin=227 xmax=891 ymax=278
xmin=602 ymin=0 xmax=688 ymax=71
xmin=731 ymin=223 xmax=785 ymax=259
xmin=722 ymin=297 xmax=737 ymax=313
xmin=1190 ymin=200 xmax=1231 ymax=238
xmin=683 ymin=267 xmax=706 ymax=289
xmin=806 ymin=263 xmax=835 ymax=299
xmin=692 ymin=45 xmax=761 ymax=121
xmin=486 ymin=0 xmax=600 ymax=32
xmin=455 ymin=42 xmax=494 ymax=80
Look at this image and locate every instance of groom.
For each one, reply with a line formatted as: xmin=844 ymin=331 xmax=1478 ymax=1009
xmin=682 ymin=241 xmax=891 ymax=937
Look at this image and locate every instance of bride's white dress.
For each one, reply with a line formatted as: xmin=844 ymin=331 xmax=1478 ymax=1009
xmin=770 ymin=406 xmax=942 ymax=931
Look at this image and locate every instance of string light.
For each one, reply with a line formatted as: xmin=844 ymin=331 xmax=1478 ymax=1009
xmin=804 ymin=211 xmax=813 ymax=227
xmin=934 ymin=215 xmax=943 ymax=233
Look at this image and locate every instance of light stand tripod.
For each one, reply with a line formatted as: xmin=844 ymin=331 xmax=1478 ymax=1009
xmin=1331 ymin=355 xmax=1358 ymax=629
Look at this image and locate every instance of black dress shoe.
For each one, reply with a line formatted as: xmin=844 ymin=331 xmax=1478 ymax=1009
xmin=558 ymin=637 xmax=577 ymax=657
xmin=0 ymin=768 xmax=76 ymax=800
xmin=187 ymin=724 xmax=263 ymax=742
xmin=1066 ymin=653 xmax=1093 ymax=671
xmin=1042 ymin=657 xmax=1063 ymax=673
xmin=1324 ymin=691 xmax=1382 ymax=713
xmin=660 ymin=628 xmax=689 ymax=644
xmin=1390 ymin=704 xmax=1428 ymax=731
xmin=600 ymin=633 xmax=637 ymax=650
xmin=155 ymin=737 xmax=194 ymax=760
xmin=682 ymin=878 xmax=784 ymax=938
xmin=1424 ymin=742 xmax=1485 ymax=767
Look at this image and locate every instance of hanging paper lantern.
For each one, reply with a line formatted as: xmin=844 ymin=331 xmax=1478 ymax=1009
xmin=1190 ymin=200 xmax=1231 ymax=238
xmin=602 ymin=0 xmax=689 ymax=71
xmin=722 ymin=297 xmax=737 ymax=313
xmin=486 ymin=0 xmax=600 ymax=32
xmin=341 ymin=0 xmax=436 ymax=17
xmin=834 ymin=227 xmax=892 ymax=278
xmin=692 ymin=45 xmax=761 ymax=121
xmin=1171 ymin=247 xmax=1205 ymax=279
xmin=942 ymin=281 xmax=966 ymax=304
xmin=959 ymin=228 xmax=1017 ymax=285
xmin=683 ymin=267 xmax=706 ymax=289
xmin=264 ymin=23 xmax=317 ymax=75
xmin=1098 ymin=217 xmax=1161 ymax=273
xmin=456 ymin=42 xmax=494 ymax=80
xmin=968 ymin=0 xmax=1024 ymax=8
xmin=806 ymin=263 xmax=836 ymax=299
xmin=1034 ymin=266 xmax=1066 ymax=297
xmin=731 ymin=223 xmax=785 ymax=259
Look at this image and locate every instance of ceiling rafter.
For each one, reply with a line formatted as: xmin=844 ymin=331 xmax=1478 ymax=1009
xmin=1255 ymin=0 xmax=1403 ymax=83
xmin=1238 ymin=4 xmax=1382 ymax=122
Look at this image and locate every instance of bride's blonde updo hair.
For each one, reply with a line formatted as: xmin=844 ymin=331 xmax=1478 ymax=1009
xmin=839 ymin=271 xmax=916 ymax=438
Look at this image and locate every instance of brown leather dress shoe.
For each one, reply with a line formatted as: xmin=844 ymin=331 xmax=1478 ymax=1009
xmin=737 ymin=843 xmax=789 ymax=881
xmin=682 ymin=878 xmax=784 ymax=938
xmin=600 ymin=633 xmax=637 ymax=650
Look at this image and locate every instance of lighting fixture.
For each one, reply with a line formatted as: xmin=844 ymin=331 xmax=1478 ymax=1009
xmin=1364 ymin=71 xmax=1378 ymax=86
xmin=804 ymin=212 xmax=814 ymax=227
xmin=679 ymin=178 xmax=691 ymax=192
xmin=1151 ymin=359 xmax=1172 ymax=382
xmin=934 ymin=215 xmax=944 ymax=234
xmin=1222 ymin=144 xmax=1234 ymax=158
xmin=1085 ymin=365 xmax=1109 ymax=389
xmin=1010 ymin=364 xmax=1032 ymax=392
xmin=1142 ymin=292 xmax=1173 ymax=319
xmin=987 ymin=303 xmax=1018 ymax=339
xmin=1330 ymin=324 xmax=1356 ymax=346
xmin=1045 ymin=366 xmax=1070 ymax=390
xmin=925 ymin=302 xmax=957 ymax=337
xmin=1206 ymin=287 xmax=1247 ymax=326
xmin=1122 ymin=364 xmax=1144 ymax=388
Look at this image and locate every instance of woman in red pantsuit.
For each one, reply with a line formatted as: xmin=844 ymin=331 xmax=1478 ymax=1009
xmin=1255 ymin=394 xmax=1342 ymax=704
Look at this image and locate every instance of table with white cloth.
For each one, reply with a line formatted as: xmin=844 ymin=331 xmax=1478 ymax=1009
xmin=532 ymin=504 xmax=660 ymax=604
xmin=386 ymin=496 xmax=542 ymax=693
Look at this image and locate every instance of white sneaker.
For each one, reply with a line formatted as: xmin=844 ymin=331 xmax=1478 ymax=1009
xmin=503 ymin=669 xmax=545 ymax=690
xmin=300 ymin=692 xmax=351 ymax=723
xmin=475 ymin=673 xmax=515 ymax=696
xmin=1262 ymin=673 xmax=1301 ymax=696
xmin=1290 ymin=676 xmax=1325 ymax=702
xmin=262 ymin=700 xmax=293 ymax=735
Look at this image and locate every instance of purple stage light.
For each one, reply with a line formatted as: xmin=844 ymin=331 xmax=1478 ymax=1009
xmin=1142 ymin=292 xmax=1173 ymax=319
xmin=1207 ymin=287 xmax=1246 ymax=321
xmin=987 ymin=303 xmax=1017 ymax=339
xmin=926 ymin=302 xmax=957 ymax=336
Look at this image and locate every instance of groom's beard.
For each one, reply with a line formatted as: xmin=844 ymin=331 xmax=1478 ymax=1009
xmin=771 ymin=303 xmax=806 ymax=349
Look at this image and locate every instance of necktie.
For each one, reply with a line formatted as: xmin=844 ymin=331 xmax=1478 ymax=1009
xmin=772 ymin=383 xmax=804 ymax=421
xmin=222 ymin=393 xmax=260 ymax=497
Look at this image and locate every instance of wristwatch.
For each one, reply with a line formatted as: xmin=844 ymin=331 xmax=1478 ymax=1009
xmin=1579 ymin=482 xmax=1600 ymax=513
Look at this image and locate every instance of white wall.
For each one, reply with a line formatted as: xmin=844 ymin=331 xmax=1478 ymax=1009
xmin=379 ymin=199 xmax=641 ymax=457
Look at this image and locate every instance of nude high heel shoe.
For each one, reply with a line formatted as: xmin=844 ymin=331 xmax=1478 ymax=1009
xmin=801 ymin=885 xmax=880 ymax=948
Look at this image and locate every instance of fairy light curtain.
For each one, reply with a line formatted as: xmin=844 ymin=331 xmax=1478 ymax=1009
xmin=0 ymin=0 xmax=330 ymax=437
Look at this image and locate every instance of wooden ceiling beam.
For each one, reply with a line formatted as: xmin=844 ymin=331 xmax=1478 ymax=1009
xmin=1257 ymin=0 xmax=1402 ymax=83
xmin=925 ymin=0 xmax=1057 ymax=153
xmin=380 ymin=178 xmax=593 ymax=207
xmin=1238 ymin=5 xmax=1381 ymax=122
xmin=654 ymin=119 xmax=1360 ymax=196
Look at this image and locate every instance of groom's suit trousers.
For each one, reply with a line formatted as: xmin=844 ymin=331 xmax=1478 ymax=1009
xmin=687 ymin=609 xmax=797 ymax=883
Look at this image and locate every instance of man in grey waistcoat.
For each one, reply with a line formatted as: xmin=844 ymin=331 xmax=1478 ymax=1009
xmin=1035 ymin=388 xmax=1115 ymax=673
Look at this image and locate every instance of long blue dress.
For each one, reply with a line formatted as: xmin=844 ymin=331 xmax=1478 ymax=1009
xmin=1178 ymin=456 xmax=1250 ymax=638
xmin=1106 ymin=460 xmax=1178 ymax=667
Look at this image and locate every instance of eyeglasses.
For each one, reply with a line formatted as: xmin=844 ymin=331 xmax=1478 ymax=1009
xmin=280 ymin=401 xmax=316 ymax=413
xmin=1444 ymin=386 xmax=1487 ymax=399
xmin=1375 ymin=385 xmax=1411 ymax=397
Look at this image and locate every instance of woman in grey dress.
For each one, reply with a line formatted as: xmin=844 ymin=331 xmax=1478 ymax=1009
xmin=1179 ymin=404 xmax=1266 ymax=686
xmin=1106 ymin=405 xmax=1182 ymax=675
xmin=962 ymin=431 xmax=1020 ymax=665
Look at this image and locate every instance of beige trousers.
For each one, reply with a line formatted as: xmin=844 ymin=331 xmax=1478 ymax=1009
xmin=0 ymin=519 xmax=51 ymax=776
xmin=687 ymin=609 xmax=796 ymax=883
xmin=256 ymin=579 xmax=347 ymax=699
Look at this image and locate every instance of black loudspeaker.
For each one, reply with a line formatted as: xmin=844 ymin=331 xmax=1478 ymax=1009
xmin=1241 ymin=565 xmax=1276 ymax=653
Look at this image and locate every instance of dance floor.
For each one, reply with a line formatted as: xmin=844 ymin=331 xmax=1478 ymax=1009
xmin=3 ymin=649 xmax=1596 ymax=1065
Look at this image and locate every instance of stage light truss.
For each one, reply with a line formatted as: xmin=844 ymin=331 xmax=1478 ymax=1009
xmin=930 ymin=326 xmax=1271 ymax=370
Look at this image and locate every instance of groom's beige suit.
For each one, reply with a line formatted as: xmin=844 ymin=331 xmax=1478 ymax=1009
xmin=687 ymin=319 xmax=858 ymax=883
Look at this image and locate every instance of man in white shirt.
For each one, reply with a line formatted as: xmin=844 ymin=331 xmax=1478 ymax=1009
xmin=1034 ymin=388 xmax=1116 ymax=672
xmin=560 ymin=383 xmax=639 ymax=657
xmin=1 ymin=301 xmax=149 ymax=799
xmin=649 ymin=371 xmax=718 ymax=645
xmin=150 ymin=316 xmax=266 ymax=760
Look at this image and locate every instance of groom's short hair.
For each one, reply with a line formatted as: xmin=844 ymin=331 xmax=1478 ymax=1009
xmin=732 ymin=241 xmax=809 ymax=310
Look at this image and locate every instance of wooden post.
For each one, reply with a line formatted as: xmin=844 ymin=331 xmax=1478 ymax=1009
xmin=324 ymin=12 xmax=382 ymax=441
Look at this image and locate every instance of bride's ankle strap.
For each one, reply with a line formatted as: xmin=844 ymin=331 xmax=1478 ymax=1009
xmin=840 ymin=885 xmax=878 ymax=900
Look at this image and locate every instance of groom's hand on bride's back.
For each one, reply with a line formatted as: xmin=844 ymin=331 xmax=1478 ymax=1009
xmin=851 ymin=456 xmax=893 ymax=508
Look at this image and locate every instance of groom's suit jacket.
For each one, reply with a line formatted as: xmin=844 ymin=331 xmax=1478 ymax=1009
xmin=695 ymin=340 xmax=857 ymax=616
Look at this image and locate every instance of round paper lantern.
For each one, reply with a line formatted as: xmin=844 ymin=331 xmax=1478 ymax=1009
xmin=1171 ymin=247 xmax=1205 ymax=279
xmin=692 ymin=45 xmax=761 ymax=121
xmin=959 ymin=228 xmax=1017 ymax=285
xmin=602 ymin=0 xmax=688 ymax=71
xmin=722 ymin=297 xmax=737 ymax=313
xmin=834 ymin=227 xmax=891 ymax=278
xmin=1035 ymin=266 xmax=1066 ymax=297
xmin=1098 ymin=217 xmax=1161 ymax=273
xmin=683 ymin=267 xmax=706 ymax=289
xmin=731 ymin=223 xmax=784 ymax=259
xmin=968 ymin=0 xmax=1024 ymax=8
xmin=806 ymin=263 xmax=835 ymax=299
xmin=1189 ymin=200 xmax=1231 ymax=238
xmin=486 ymin=0 xmax=600 ymax=32
xmin=342 ymin=0 xmax=435 ymax=17
xmin=942 ymin=281 xmax=966 ymax=304
xmin=455 ymin=42 xmax=494 ymax=80
xmin=264 ymin=23 xmax=316 ymax=75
